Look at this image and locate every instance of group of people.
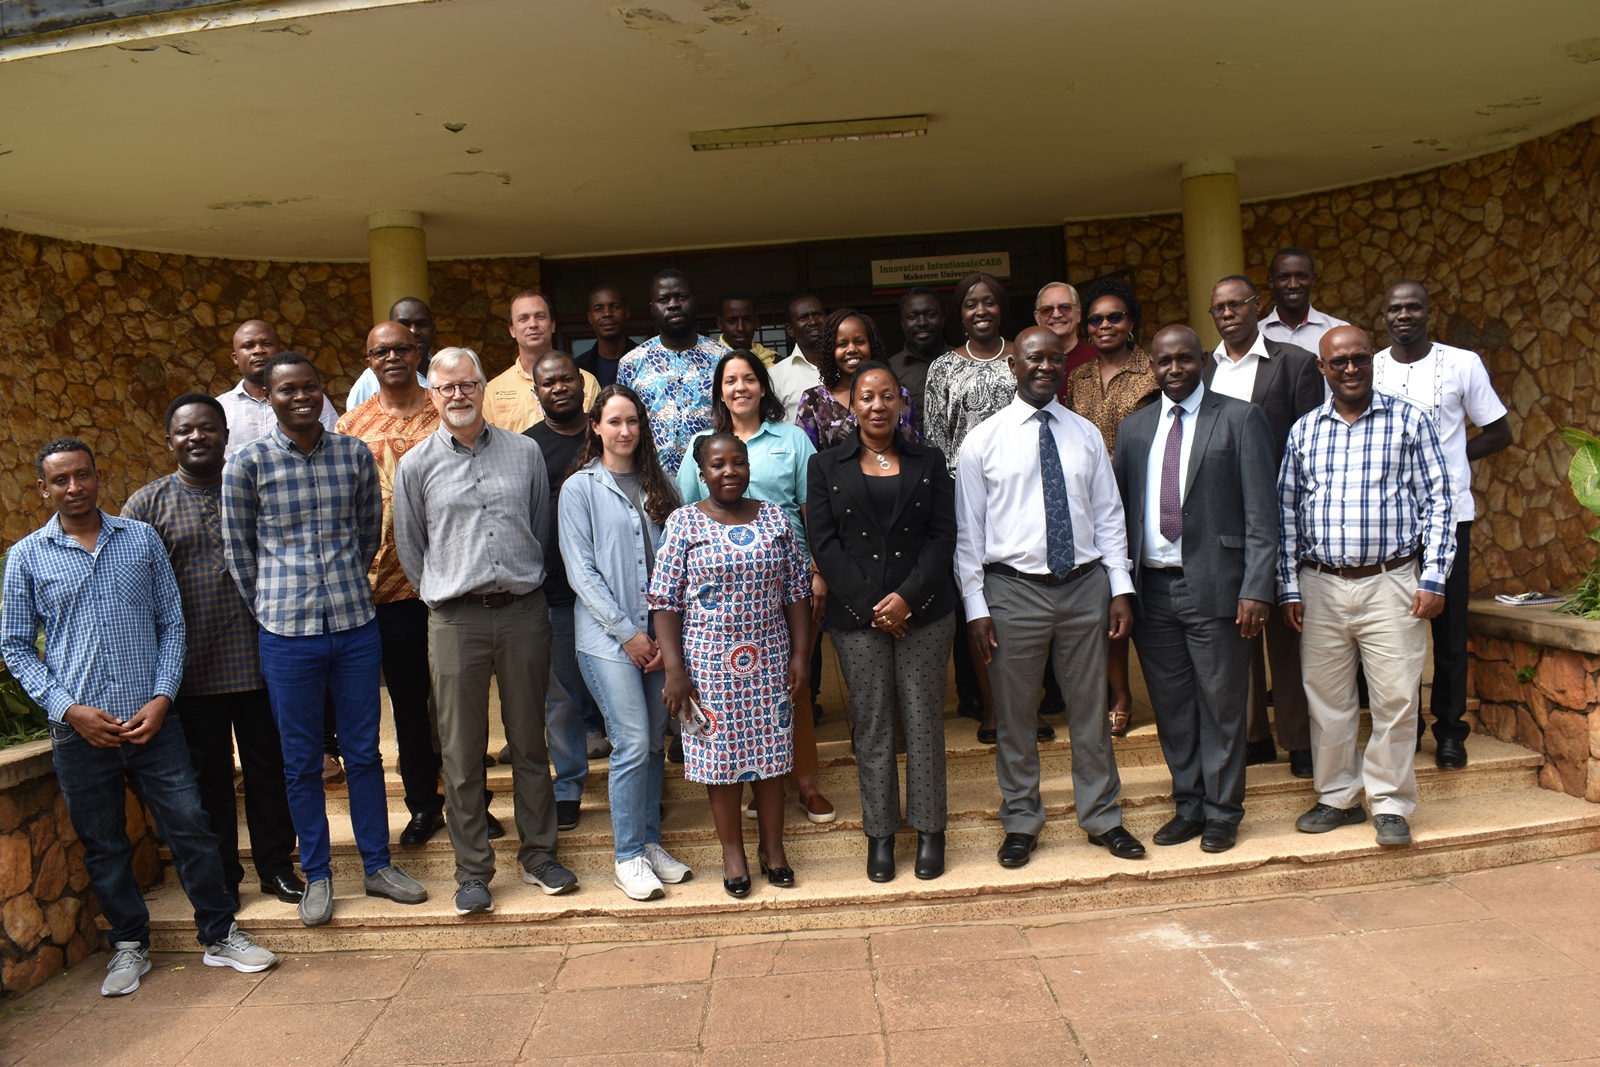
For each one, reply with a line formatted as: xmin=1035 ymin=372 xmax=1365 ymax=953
xmin=0 ymin=245 xmax=1509 ymax=996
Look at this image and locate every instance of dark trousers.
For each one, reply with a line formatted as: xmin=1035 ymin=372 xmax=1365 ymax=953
xmin=376 ymin=599 xmax=444 ymax=818
xmin=952 ymin=601 xmax=982 ymax=711
xmin=49 ymin=716 xmax=235 ymax=947
xmin=1430 ymin=520 xmax=1474 ymax=743
xmin=171 ymin=688 xmax=296 ymax=889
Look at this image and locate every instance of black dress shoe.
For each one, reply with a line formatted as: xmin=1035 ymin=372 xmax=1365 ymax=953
xmin=486 ymin=810 xmax=505 ymax=840
xmin=957 ymin=698 xmax=984 ymax=721
xmin=915 ymin=831 xmax=945 ymax=880
xmin=1087 ymin=825 xmax=1147 ymax=860
xmin=758 ymin=855 xmax=795 ymax=888
xmin=1245 ymin=738 xmax=1277 ymax=766
xmin=667 ymin=737 xmax=684 ymax=764
xmin=976 ymin=726 xmax=998 ymax=745
xmin=1036 ymin=722 xmax=1057 ymax=742
xmin=997 ymin=832 xmax=1037 ymax=868
xmin=556 ymin=800 xmax=581 ymax=831
xmin=259 ymin=870 xmax=306 ymax=903
xmin=400 ymin=809 xmax=445 ymax=847
xmin=1152 ymin=815 xmax=1205 ymax=846
xmin=1289 ymin=749 xmax=1314 ymax=779
xmin=1199 ymin=820 xmax=1237 ymax=853
xmin=1436 ymin=736 xmax=1468 ymax=770
xmin=724 ymin=874 xmax=751 ymax=898
xmin=866 ymin=835 xmax=896 ymax=883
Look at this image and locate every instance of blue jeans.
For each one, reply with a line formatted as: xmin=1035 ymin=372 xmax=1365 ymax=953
xmin=259 ymin=620 xmax=391 ymax=881
xmin=49 ymin=715 xmax=235 ymax=947
xmin=578 ymin=651 xmax=667 ymax=860
xmin=547 ymin=600 xmax=593 ymax=804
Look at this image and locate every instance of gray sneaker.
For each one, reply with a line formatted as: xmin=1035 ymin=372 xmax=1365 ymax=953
xmin=1294 ymin=802 xmax=1368 ymax=834
xmin=202 ymin=923 xmax=279 ymax=973
xmin=365 ymin=865 xmax=429 ymax=905
xmin=454 ymin=878 xmax=494 ymax=915
xmin=1374 ymin=813 xmax=1414 ymax=847
xmin=523 ymin=859 xmax=579 ymax=895
xmin=299 ymin=877 xmax=334 ymax=927
xmin=586 ymin=730 xmax=613 ymax=759
xmin=101 ymin=942 xmax=151 ymax=997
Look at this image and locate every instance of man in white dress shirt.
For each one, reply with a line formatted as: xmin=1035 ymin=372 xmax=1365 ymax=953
xmin=767 ymin=294 xmax=828 ymax=423
xmin=956 ymin=326 xmax=1146 ymax=868
xmin=216 ymin=321 xmax=338 ymax=458
xmin=1375 ymin=281 xmax=1511 ymax=771
xmin=1259 ymin=247 xmax=1350 ymax=354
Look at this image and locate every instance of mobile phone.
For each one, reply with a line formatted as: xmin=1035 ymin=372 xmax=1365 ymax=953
xmin=683 ymin=698 xmax=714 ymax=736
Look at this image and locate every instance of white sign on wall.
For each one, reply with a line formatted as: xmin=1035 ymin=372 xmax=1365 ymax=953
xmin=870 ymin=252 xmax=1011 ymax=289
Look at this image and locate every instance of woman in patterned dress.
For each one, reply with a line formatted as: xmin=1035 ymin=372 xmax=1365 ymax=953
xmin=651 ymin=433 xmax=814 ymax=897
xmin=796 ymin=309 xmax=921 ymax=451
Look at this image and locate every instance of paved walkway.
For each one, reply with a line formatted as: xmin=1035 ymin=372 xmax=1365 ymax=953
xmin=5 ymin=852 xmax=1600 ymax=1067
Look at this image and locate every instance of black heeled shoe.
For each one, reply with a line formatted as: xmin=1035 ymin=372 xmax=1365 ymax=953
xmin=914 ymin=831 xmax=945 ymax=880
xmin=866 ymin=835 xmax=896 ymax=883
xmin=757 ymin=855 xmax=795 ymax=888
xmin=723 ymin=873 xmax=751 ymax=898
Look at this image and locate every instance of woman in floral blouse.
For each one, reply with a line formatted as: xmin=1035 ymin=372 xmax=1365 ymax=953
xmin=796 ymin=310 xmax=920 ymax=451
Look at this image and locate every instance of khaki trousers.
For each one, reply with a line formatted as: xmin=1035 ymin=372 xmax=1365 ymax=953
xmin=1299 ymin=565 xmax=1426 ymax=818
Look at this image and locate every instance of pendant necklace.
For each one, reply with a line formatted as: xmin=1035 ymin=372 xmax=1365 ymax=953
xmin=865 ymin=443 xmax=893 ymax=471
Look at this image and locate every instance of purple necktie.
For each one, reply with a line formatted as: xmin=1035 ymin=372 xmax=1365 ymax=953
xmin=1160 ymin=407 xmax=1184 ymax=543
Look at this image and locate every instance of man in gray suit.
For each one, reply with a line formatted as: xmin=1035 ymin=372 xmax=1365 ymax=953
xmin=1114 ymin=325 xmax=1278 ymax=853
xmin=1204 ymin=276 xmax=1324 ymax=778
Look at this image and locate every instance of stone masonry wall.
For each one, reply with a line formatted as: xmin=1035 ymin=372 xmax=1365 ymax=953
xmin=1065 ymin=117 xmax=1600 ymax=596
xmin=1470 ymin=636 xmax=1600 ymax=802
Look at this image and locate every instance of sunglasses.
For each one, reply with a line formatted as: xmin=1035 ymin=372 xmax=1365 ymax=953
xmin=1324 ymin=354 xmax=1374 ymax=373
xmin=1085 ymin=311 xmax=1128 ymax=328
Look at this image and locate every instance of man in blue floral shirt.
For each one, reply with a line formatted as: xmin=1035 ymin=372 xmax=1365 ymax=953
xmin=618 ymin=269 xmax=728 ymax=477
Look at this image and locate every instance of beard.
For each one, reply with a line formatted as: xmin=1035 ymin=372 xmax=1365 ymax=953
xmin=443 ymin=403 xmax=478 ymax=428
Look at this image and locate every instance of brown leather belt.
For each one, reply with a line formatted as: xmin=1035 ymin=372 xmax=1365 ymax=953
xmin=1306 ymin=552 xmax=1416 ymax=580
xmin=443 ymin=590 xmax=523 ymax=609
xmin=985 ymin=562 xmax=1096 ymax=587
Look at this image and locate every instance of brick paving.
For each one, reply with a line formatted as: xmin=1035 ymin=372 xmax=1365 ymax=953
xmin=5 ymin=852 xmax=1600 ymax=1066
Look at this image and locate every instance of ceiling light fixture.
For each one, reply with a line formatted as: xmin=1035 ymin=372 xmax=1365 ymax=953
xmin=689 ymin=115 xmax=927 ymax=151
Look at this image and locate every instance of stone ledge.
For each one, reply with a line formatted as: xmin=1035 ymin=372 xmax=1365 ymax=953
xmin=0 ymin=740 xmax=53 ymax=791
xmin=1468 ymin=598 xmax=1600 ymax=655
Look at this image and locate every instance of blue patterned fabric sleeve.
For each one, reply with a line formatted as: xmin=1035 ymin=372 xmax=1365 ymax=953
xmin=647 ymin=506 xmax=692 ymax=613
xmin=774 ymin=504 xmax=812 ymax=605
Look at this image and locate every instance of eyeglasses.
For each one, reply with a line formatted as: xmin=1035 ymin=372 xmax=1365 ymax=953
xmin=1324 ymin=354 xmax=1374 ymax=372
xmin=367 ymin=343 xmax=418 ymax=360
xmin=1085 ymin=311 xmax=1128 ymax=328
xmin=1207 ymin=298 xmax=1258 ymax=317
xmin=431 ymin=381 xmax=480 ymax=397
xmin=1036 ymin=303 xmax=1079 ymax=317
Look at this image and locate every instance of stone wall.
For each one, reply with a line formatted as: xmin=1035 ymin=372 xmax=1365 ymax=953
xmin=1470 ymin=635 xmax=1600 ymax=802
xmin=1065 ymin=118 xmax=1600 ymax=595
xmin=0 ymin=238 xmax=538 ymax=546
xmin=0 ymin=744 xmax=162 ymax=995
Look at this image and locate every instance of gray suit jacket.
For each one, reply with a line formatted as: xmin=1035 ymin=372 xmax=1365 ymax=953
xmin=1112 ymin=387 xmax=1279 ymax=619
xmin=1201 ymin=336 xmax=1322 ymax=463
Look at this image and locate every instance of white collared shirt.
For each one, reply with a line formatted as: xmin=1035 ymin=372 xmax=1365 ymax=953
xmin=217 ymin=379 xmax=340 ymax=459
xmin=1210 ymin=332 xmax=1269 ymax=402
xmin=1259 ymin=304 xmax=1349 ymax=354
xmin=1142 ymin=383 xmax=1205 ymax=567
xmin=954 ymin=395 xmax=1134 ymax=619
xmin=767 ymin=345 xmax=823 ymax=424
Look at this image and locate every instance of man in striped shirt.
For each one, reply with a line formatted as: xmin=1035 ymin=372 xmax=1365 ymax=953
xmin=1278 ymin=326 xmax=1455 ymax=849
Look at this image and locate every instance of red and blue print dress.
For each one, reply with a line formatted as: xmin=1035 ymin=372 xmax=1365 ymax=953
xmin=648 ymin=501 xmax=810 ymax=784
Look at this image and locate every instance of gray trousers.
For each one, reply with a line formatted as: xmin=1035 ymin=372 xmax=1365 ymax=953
xmin=832 ymin=613 xmax=955 ymax=838
xmin=985 ymin=567 xmax=1123 ymax=837
xmin=429 ymin=589 xmax=557 ymax=883
xmin=1132 ymin=569 xmax=1251 ymax=825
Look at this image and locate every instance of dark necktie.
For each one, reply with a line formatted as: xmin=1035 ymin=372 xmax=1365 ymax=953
xmin=1160 ymin=406 xmax=1184 ymax=543
xmin=1035 ymin=410 xmax=1076 ymax=577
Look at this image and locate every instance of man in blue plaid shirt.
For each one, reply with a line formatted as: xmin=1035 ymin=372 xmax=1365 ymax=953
xmin=2 ymin=439 xmax=276 ymax=995
xmin=1278 ymin=326 xmax=1456 ymax=849
xmin=222 ymin=351 xmax=428 ymax=927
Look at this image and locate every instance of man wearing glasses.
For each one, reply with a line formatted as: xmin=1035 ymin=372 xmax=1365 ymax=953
xmin=346 ymin=297 xmax=436 ymax=410
xmin=1278 ymin=326 xmax=1455 ymax=849
xmin=393 ymin=348 xmax=577 ymax=917
xmin=1203 ymin=276 xmax=1324 ymax=779
xmin=1034 ymin=281 xmax=1098 ymax=395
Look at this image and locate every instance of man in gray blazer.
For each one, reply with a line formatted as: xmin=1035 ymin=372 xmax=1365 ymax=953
xmin=1114 ymin=325 xmax=1279 ymax=852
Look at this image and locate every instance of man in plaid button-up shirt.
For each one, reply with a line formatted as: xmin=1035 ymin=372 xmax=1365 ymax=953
xmin=222 ymin=352 xmax=427 ymax=927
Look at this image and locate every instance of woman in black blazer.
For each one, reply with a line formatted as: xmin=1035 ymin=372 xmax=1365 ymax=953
xmin=806 ymin=361 xmax=958 ymax=883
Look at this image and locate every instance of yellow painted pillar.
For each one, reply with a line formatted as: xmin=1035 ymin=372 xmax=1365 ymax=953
xmin=367 ymin=210 xmax=429 ymax=326
xmin=1180 ymin=158 xmax=1244 ymax=349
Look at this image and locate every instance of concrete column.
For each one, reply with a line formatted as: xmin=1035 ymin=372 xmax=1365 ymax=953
xmin=367 ymin=210 xmax=428 ymax=326
xmin=1180 ymin=158 xmax=1244 ymax=348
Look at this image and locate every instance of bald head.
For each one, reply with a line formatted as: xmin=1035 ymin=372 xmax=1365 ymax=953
xmin=1152 ymin=323 xmax=1202 ymax=353
xmin=1318 ymin=325 xmax=1376 ymax=410
xmin=230 ymin=319 xmax=281 ymax=389
xmin=364 ymin=321 xmax=423 ymax=395
xmin=1015 ymin=325 xmax=1060 ymax=350
xmin=1011 ymin=326 xmax=1067 ymax=407
xmin=1319 ymin=324 xmax=1371 ymax=360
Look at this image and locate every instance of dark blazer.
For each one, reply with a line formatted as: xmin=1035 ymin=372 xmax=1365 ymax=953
xmin=805 ymin=431 xmax=958 ymax=631
xmin=1112 ymin=387 xmax=1279 ymax=619
xmin=1201 ymin=336 xmax=1322 ymax=463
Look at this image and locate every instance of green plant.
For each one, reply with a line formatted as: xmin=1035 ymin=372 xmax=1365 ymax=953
xmin=0 ymin=549 xmax=48 ymax=747
xmin=1558 ymin=428 xmax=1600 ymax=619
xmin=1515 ymin=646 xmax=1543 ymax=684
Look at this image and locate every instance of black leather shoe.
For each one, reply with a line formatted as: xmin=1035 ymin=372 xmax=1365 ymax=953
xmin=997 ymin=832 xmax=1037 ymax=868
xmin=976 ymin=726 xmax=998 ymax=745
xmin=1036 ymin=722 xmax=1057 ymax=742
xmin=758 ymin=855 xmax=795 ymax=888
xmin=1087 ymin=825 xmax=1147 ymax=860
xmin=259 ymin=870 xmax=306 ymax=903
xmin=1245 ymin=738 xmax=1277 ymax=766
xmin=1289 ymin=749 xmax=1314 ymax=779
xmin=724 ymin=874 xmax=751 ymax=898
xmin=957 ymin=698 xmax=984 ymax=721
xmin=486 ymin=811 xmax=505 ymax=840
xmin=1199 ymin=820 xmax=1237 ymax=853
xmin=556 ymin=800 xmax=581 ymax=831
xmin=1436 ymin=736 xmax=1468 ymax=770
xmin=915 ymin=831 xmax=945 ymax=880
xmin=399 ymin=809 xmax=445 ymax=847
xmin=1152 ymin=816 xmax=1205 ymax=846
xmin=866 ymin=835 xmax=896 ymax=883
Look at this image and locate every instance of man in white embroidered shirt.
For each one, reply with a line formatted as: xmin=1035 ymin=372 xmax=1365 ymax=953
xmin=1279 ymin=326 xmax=1455 ymax=849
xmin=955 ymin=325 xmax=1146 ymax=870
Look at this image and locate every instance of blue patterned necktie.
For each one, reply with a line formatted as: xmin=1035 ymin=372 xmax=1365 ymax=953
xmin=1035 ymin=409 xmax=1076 ymax=578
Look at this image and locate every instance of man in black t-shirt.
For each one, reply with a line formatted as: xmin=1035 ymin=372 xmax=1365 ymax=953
xmin=523 ymin=352 xmax=606 ymax=831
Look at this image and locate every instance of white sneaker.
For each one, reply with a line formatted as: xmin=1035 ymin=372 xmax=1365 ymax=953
xmin=613 ymin=856 xmax=665 ymax=901
xmin=202 ymin=923 xmax=279 ymax=973
xmin=643 ymin=842 xmax=693 ymax=884
xmin=101 ymin=942 xmax=151 ymax=996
